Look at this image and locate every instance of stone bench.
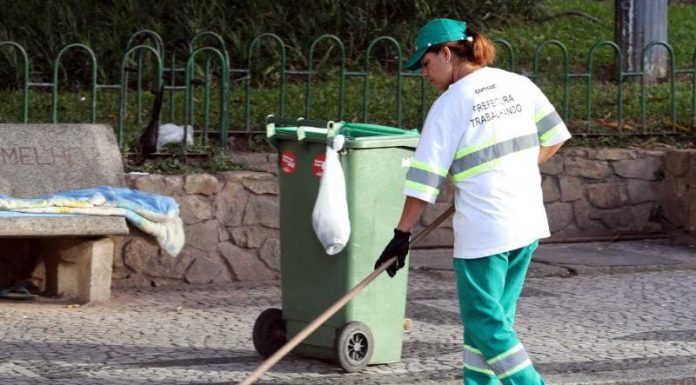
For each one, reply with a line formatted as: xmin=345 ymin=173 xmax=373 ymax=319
xmin=0 ymin=124 xmax=128 ymax=303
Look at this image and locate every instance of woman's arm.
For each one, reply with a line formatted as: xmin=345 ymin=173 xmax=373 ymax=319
xmin=539 ymin=142 xmax=565 ymax=164
xmin=396 ymin=196 xmax=429 ymax=232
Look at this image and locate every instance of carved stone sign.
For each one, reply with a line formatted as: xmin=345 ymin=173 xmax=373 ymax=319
xmin=0 ymin=146 xmax=78 ymax=167
xmin=0 ymin=124 xmax=125 ymax=197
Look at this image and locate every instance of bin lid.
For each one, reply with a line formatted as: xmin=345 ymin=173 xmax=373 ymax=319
xmin=271 ymin=122 xmax=420 ymax=149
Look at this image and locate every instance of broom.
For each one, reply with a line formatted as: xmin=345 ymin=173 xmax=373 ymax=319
xmin=237 ymin=204 xmax=455 ymax=385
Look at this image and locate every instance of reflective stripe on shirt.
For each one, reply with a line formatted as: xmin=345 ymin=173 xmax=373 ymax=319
xmin=404 ymin=159 xmax=448 ymax=200
xmin=536 ymin=108 xmax=564 ymax=145
xmin=450 ymin=132 xmax=539 ymax=182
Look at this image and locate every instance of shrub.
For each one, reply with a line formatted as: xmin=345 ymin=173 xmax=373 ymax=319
xmin=0 ymin=0 xmax=546 ymax=89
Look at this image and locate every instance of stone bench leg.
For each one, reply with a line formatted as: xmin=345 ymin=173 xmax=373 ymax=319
xmin=41 ymin=237 xmax=114 ymax=303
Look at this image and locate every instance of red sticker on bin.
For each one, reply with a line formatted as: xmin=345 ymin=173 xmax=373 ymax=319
xmin=312 ymin=153 xmax=326 ymax=177
xmin=280 ymin=150 xmax=297 ymax=174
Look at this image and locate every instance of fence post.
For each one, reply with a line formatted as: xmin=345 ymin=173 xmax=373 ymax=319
xmin=118 ymin=45 xmax=163 ymax=149
xmin=191 ymin=32 xmax=231 ymax=142
xmin=306 ymin=35 xmax=345 ymax=121
xmin=640 ymin=42 xmax=676 ymax=132
xmin=587 ymin=41 xmax=624 ymax=133
xmin=692 ymin=49 xmax=696 ymax=128
xmin=185 ymin=47 xmax=230 ymax=149
xmin=364 ymin=36 xmax=403 ymax=126
xmin=125 ymin=30 xmax=165 ymax=125
xmin=0 ymin=41 xmax=30 ymax=123
xmin=52 ymin=44 xmax=98 ymax=123
xmin=492 ymin=39 xmax=517 ymax=73
xmin=245 ymin=34 xmax=286 ymax=131
xmin=533 ymin=40 xmax=570 ymax=123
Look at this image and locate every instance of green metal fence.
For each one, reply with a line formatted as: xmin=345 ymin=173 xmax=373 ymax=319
xmin=1 ymin=30 xmax=695 ymax=151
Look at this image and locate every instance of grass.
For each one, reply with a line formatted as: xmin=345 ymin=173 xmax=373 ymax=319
xmin=493 ymin=0 xmax=615 ymax=73
xmin=495 ymin=0 xmax=696 ymax=71
xmin=492 ymin=0 xmax=696 ymax=140
xmin=1 ymin=0 xmax=696 ymax=173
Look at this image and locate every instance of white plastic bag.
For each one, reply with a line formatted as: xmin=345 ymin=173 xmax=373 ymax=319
xmin=312 ymin=135 xmax=351 ymax=255
xmin=157 ymin=123 xmax=194 ymax=150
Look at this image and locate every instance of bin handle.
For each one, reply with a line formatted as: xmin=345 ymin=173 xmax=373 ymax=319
xmin=266 ymin=115 xmax=330 ymax=128
xmin=266 ymin=115 xmax=342 ymax=143
xmin=297 ymin=120 xmax=341 ymax=142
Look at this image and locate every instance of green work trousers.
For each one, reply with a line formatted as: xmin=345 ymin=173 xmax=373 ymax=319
xmin=453 ymin=240 xmax=545 ymax=385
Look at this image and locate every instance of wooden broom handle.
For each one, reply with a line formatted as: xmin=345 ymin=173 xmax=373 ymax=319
xmin=237 ymin=204 xmax=455 ymax=385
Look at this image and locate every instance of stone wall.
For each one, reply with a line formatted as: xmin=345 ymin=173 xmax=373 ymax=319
xmin=116 ymin=171 xmax=281 ymax=287
xmin=543 ymin=148 xmax=664 ymax=240
xmin=661 ymin=150 xmax=696 ymax=232
xmin=114 ymin=148 xmax=695 ymax=287
xmin=410 ymin=148 xmax=666 ymax=246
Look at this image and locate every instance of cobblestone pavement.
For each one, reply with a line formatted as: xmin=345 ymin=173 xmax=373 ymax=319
xmin=2 ymin=241 xmax=696 ymax=385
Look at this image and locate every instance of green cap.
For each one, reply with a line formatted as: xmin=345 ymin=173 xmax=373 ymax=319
xmin=404 ymin=18 xmax=468 ymax=71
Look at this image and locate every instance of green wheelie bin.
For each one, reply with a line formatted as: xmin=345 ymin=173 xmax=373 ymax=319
xmin=252 ymin=116 xmax=420 ymax=372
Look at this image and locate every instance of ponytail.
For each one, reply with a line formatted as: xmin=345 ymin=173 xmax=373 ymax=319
xmin=442 ymin=29 xmax=496 ymax=67
xmin=468 ymin=31 xmax=496 ymax=66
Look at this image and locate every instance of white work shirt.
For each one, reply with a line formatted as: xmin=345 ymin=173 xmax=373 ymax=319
xmin=404 ymin=67 xmax=571 ymax=259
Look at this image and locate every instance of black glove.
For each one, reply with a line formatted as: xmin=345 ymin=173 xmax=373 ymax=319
xmin=374 ymin=229 xmax=411 ymax=277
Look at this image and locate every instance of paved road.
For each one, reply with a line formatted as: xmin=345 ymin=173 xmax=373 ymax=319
xmin=1 ymin=239 xmax=696 ymax=385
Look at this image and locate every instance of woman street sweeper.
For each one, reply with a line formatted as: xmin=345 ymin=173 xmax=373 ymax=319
xmin=374 ymin=18 xmax=571 ymax=385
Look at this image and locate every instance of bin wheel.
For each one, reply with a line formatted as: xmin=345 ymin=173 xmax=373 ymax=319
xmin=252 ymin=308 xmax=286 ymax=358
xmin=334 ymin=321 xmax=373 ymax=372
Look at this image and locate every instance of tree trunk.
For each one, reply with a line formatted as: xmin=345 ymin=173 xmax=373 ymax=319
xmin=614 ymin=0 xmax=668 ymax=83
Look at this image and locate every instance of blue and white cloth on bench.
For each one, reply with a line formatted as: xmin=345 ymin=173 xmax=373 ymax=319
xmin=0 ymin=186 xmax=184 ymax=256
